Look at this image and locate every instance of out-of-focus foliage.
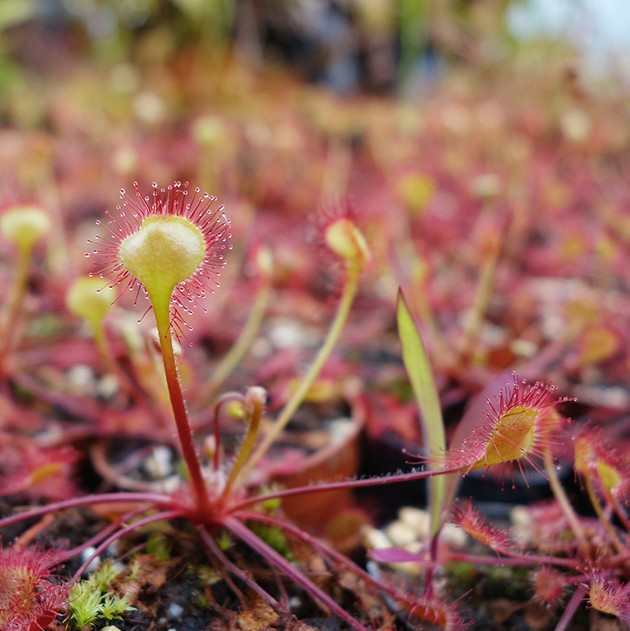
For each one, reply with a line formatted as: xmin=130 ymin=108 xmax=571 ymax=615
xmin=0 ymin=0 xmax=38 ymax=31
xmin=0 ymin=0 xmax=543 ymax=97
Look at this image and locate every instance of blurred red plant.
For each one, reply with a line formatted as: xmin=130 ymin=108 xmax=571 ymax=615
xmin=0 ymin=545 xmax=68 ymax=631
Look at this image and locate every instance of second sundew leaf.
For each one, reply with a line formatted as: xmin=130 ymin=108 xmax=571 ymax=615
xmin=396 ymin=289 xmax=446 ymax=537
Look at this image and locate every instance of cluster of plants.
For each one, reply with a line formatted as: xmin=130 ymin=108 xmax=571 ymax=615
xmin=1 ymin=10 xmax=630 ymax=631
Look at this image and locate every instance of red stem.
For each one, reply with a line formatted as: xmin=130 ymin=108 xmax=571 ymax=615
xmin=225 ymin=517 xmax=371 ymax=631
xmin=153 ymin=294 xmax=212 ymax=520
xmin=198 ymin=526 xmax=285 ymax=612
xmin=232 ymin=465 xmax=459 ymax=511
xmin=0 ymin=492 xmax=172 ymax=529
xmin=554 ymin=585 xmax=586 ymax=631
xmin=240 ymin=510 xmax=419 ymax=605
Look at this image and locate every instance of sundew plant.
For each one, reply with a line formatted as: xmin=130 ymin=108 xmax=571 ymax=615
xmin=0 ymin=172 xmax=629 ymax=630
xmin=0 ymin=181 xmax=460 ymax=630
xmin=0 ymin=165 xmax=629 ymax=631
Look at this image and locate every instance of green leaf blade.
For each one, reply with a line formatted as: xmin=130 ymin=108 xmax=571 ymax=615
xmin=396 ymin=288 xmax=446 ymax=536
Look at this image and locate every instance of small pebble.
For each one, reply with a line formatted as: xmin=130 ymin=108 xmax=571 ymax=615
xmin=398 ymin=507 xmax=430 ymax=539
xmin=442 ymin=523 xmax=468 ymax=550
xmin=97 ymin=373 xmax=119 ymax=399
xmin=80 ymin=547 xmax=101 ymax=573
xmin=511 ymin=504 xmax=534 ymax=546
xmin=67 ymin=364 xmax=96 ymax=392
xmin=145 ymin=446 xmax=173 ymax=479
xmin=168 ymin=603 xmax=184 ymax=619
xmin=250 ymin=336 xmax=272 ymax=358
xmin=327 ymin=418 xmax=354 ymax=443
xmin=385 ymin=521 xmax=416 ymax=548
xmin=363 ymin=527 xmax=391 ymax=551
xmin=268 ymin=320 xmax=313 ymax=349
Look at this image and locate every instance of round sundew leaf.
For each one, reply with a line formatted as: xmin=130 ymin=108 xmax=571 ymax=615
xmin=0 ymin=206 xmax=50 ymax=251
xmin=90 ymin=181 xmax=230 ymax=336
xmin=119 ymin=215 xmax=205 ymax=299
xmin=67 ymin=277 xmax=115 ymax=325
xmin=481 ymin=405 xmax=537 ymax=467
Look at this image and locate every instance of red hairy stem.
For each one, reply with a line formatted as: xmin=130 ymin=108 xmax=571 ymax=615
xmin=554 ymin=585 xmax=587 ymax=631
xmin=232 ymin=464 xmax=462 ymax=511
xmin=0 ymin=492 xmax=172 ymax=529
xmin=446 ymin=551 xmax=579 ymax=570
xmin=198 ymin=526 xmax=286 ymax=612
xmin=240 ymin=510 xmax=421 ymax=607
xmin=225 ymin=517 xmax=371 ymax=631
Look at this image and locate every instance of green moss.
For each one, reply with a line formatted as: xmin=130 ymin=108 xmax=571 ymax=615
xmin=216 ymin=530 xmax=233 ymax=551
xmin=194 ymin=591 xmax=211 ymax=609
xmin=247 ymin=522 xmax=294 ymax=561
xmin=446 ymin=562 xmax=532 ymax=602
xmin=146 ymin=532 xmax=173 ymax=562
xmin=67 ymin=560 xmax=135 ymax=629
